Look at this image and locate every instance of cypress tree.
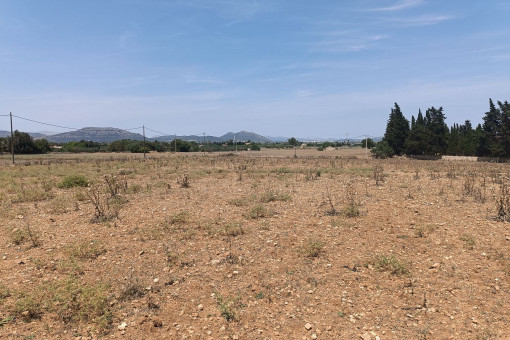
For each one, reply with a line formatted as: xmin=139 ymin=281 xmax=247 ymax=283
xmin=383 ymin=103 xmax=410 ymax=155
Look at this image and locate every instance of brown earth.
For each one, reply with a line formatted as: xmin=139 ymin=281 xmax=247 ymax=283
xmin=0 ymin=149 xmax=509 ymax=339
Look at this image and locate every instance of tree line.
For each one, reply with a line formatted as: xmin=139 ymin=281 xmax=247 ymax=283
xmin=373 ymin=99 xmax=510 ymax=158
xmin=0 ymin=133 xmax=264 ymax=154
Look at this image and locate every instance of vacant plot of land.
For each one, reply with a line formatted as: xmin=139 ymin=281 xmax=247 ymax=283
xmin=0 ymin=150 xmax=509 ymax=339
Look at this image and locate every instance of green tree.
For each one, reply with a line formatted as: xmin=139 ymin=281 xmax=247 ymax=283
xmin=426 ymin=106 xmax=448 ymax=155
xmin=371 ymin=141 xmax=394 ymax=159
xmin=287 ymin=137 xmax=299 ymax=147
xmin=498 ymin=100 xmax=510 ymax=156
xmin=383 ymin=103 xmax=409 ymax=155
xmin=361 ymin=138 xmax=376 ymax=149
xmin=8 ymin=131 xmax=50 ymax=154
xmin=405 ymin=110 xmax=431 ymax=155
xmin=481 ymin=98 xmax=504 ymax=157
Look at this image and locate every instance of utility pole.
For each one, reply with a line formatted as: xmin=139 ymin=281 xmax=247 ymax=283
xmin=365 ymin=134 xmax=368 ymax=158
xmin=203 ymin=132 xmax=206 ymax=154
xmin=10 ymin=112 xmax=14 ymax=165
xmin=142 ymin=125 xmax=146 ymax=159
xmin=234 ymin=133 xmax=237 ymax=153
xmin=174 ymin=134 xmax=177 ymax=153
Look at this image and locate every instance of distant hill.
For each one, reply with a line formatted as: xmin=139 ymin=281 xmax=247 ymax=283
xmin=151 ymin=131 xmax=271 ymax=143
xmin=151 ymin=134 xmax=221 ymax=143
xmin=219 ymin=131 xmax=271 ymax=143
xmin=0 ymin=130 xmax=10 ymax=138
xmin=46 ymin=127 xmax=145 ymax=143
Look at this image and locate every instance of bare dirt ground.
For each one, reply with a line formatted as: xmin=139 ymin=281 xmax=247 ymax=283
xmin=1 ymin=148 xmax=509 ymax=339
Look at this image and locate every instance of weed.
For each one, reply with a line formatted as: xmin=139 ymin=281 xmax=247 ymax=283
xmin=215 ymin=292 xmax=243 ymax=322
xmin=373 ymin=164 xmax=384 ymax=185
xmin=25 ymin=225 xmax=41 ymax=248
xmin=50 ymin=278 xmax=112 ymax=331
xmin=74 ymin=190 xmax=87 ymax=202
xmin=324 ymin=187 xmax=338 ymax=216
xmin=177 ymin=173 xmax=190 ymax=188
xmin=58 ymin=175 xmax=88 ymax=189
xmin=459 ymin=233 xmax=475 ymax=249
xmin=343 ymin=203 xmax=360 ymax=218
xmin=13 ymin=292 xmax=44 ymax=322
xmin=415 ymin=225 xmax=436 ymax=238
xmin=164 ymin=245 xmax=180 ymax=267
xmin=496 ymin=181 xmax=510 ymax=221
xmin=164 ymin=211 xmax=189 ymax=228
xmin=68 ymin=240 xmax=106 ymax=260
xmin=119 ymin=279 xmax=146 ymax=301
xmin=247 ymin=204 xmax=273 ymax=219
xmin=10 ymin=228 xmax=26 ymax=245
xmin=229 ymin=196 xmax=252 ymax=207
xmin=0 ymin=316 xmax=13 ymax=327
xmin=343 ymin=181 xmax=360 ymax=218
xmin=103 ymin=174 xmax=127 ymax=198
xmin=260 ymin=190 xmax=291 ymax=203
xmin=372 ymin=255 xmax=410 ymax=276
xmin=87 ymin=182 xmax=125 ymax=222
xmin=0 ymin=285 xmax=10 ymax=304
xmin=49 ymin=196 xmax=70 ymax=214
xmin=224 ymin=222 xmax=244 ymax=237
xmin=302 ymin=238 xmax=325 ymax=258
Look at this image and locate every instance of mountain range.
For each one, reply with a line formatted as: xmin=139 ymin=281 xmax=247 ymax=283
xmin=1 ymin=127 xmax=380 ymax=143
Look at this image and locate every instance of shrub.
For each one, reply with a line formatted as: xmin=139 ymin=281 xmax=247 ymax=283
xmin=247 ymin=204 xmax=273 ymax=219
xmin=11 ymin=278 xmax=112 ymax=333
xmin=68 ymin=240 xmax=106 ymax=260
xmin=372 ymin=255 xmax=409 ymax=276
xmin=0 ymin=285 xmax=10 ymax=304
xmin=260 ymin=190 xmax=291 ymax=203
xmin=58 ymin=175 xmax=89 ymax=189
xmin=224 ymin=222 xmax=244 ymax=237
xmin=215 ymin=292 xmax=243 ymax=322
xmin=302 ymin=239 xmax=324 ymax=258
xmin=371 ymin=141 xmax=395 ymax=159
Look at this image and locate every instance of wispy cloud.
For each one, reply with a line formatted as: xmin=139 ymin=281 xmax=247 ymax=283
xmin=389 ymin=14 xmax=454 ymax=26
xmin=367 ymin=0 xmax=425 ymax=12
xmin=310 ymin=32 xmax=390 ymax=53
xmin=184 ymin=74 xmax=225 ymax=85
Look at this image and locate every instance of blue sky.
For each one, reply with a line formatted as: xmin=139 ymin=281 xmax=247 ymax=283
xmin=1 ymin=0 xmax=509 ymax=138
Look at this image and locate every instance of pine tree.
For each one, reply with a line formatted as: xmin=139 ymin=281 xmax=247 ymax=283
xmin=482 ymin=98 xmax=504 ymax=157
xmin=383 ymin=103 xmax=409 ymax=155
xmin=405 ymin=109 xmax=431 ymax=155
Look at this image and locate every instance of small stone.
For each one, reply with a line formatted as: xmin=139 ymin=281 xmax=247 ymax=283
xmin=153 ymin=320 xmax=163 ymax=327
xmin=360 ymin=332 xmax=371 ymax=340
xmin=311 ymin=334 xmax=318 ymax=339
xmin=430 ymin=263 xmax=440 ymax=269
xmin=198 ymin=304 xmax=204 ymax=310
xmin=305 ymin=323 xmax=313 ymax=330
xmin=118 ymin=322 xmax=127 ymax=330
xmin=139 ymin=250 xmax=145 ymax=255
xmin=153 ymin=278 xmax=159 ymax=283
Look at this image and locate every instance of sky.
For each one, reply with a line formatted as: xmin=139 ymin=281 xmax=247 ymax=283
xmin=1 ymin=0 xmax=510 ymax=139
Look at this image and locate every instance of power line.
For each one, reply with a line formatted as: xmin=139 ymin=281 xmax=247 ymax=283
xmin=12 ymin=114 xmax=77 ymax=130
xmin=145 ymin=126 xmax=172 ymax=137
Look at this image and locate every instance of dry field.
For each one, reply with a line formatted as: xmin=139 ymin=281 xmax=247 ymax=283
xmin=0 ymin=149 xmax=509 ymax=339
